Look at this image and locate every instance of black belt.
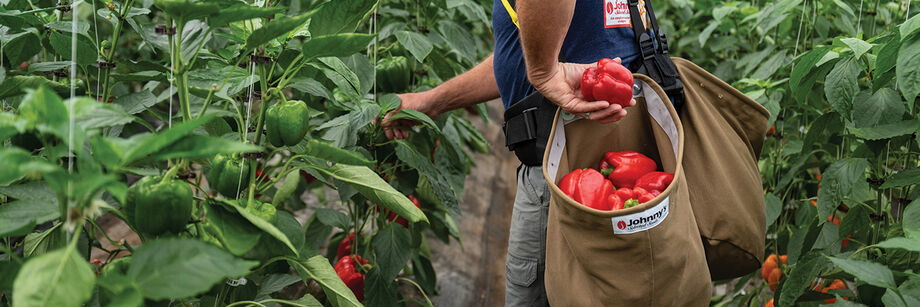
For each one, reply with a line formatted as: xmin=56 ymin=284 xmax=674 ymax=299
xmin=502 ymin=91 xmax=558 ymax=166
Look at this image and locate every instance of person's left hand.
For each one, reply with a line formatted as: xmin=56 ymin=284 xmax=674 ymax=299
xmin=530 ymin=58 xmax=636 ymax=124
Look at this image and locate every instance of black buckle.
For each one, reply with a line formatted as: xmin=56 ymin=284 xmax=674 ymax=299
xmin=503 ymin=107 xmax=539 ymax=148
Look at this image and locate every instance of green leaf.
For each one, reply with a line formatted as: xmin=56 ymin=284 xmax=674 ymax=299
xmin=288 ymin=255 xmax=361 ymax=307
xmin=0 ymin=199 xmax=60 ymax=238
xmin=153 ymin=0 xmax=219 ymax=21
xmin=897 ymin=32 xmax=920 ymax=102
xmin=825 ymin=57 xmax=861 ymax=115
xmin=12 ymin=247 xmax=96 ymax=307
xmin=114 ymin=90 xmax=158 ymax=115
xmin=317 ymin=103 xmax=379 ymax=148
xmin=48 ymin=31 xmax=97 ymax=66
xmin=244 ymin=13 xmax=313 ymax=51
xmin=209 ymin=5 xmax=283 ymax=27
xmin=901 ymin=13 xmax=920 ymax=38
xmin=318 ymin=57 xmax=362 ymax=99
xmin=127 ymin=238 xmax=257 ymax=300
xmin=0 ymin=148 xmax=33 ymax=186
xmin=0 ymin=181 xmax=56 ymax=203
xmin=27 ymin=61 xmax=72 ymax=73
xmin=849 ymin=120 xmax=919 ymax=140
xmin=0 ymin=76 xmax=72 ymax=99
xmin=315 ymin=164 xmax=427 ymax=224
xmin=378 ymin=93 xmax=401 ymax=112
xmin=904 ymin=198 xmax=920 ymax=239
xmin=365 ymin=267 xmax=399 ymax=306
xmin=307 ymin=0 xmax=376 ymax=37
xmin=96 ymin=273 xmax=144 ymax=307
xmin=372 ymin=224 xmax=412 ymax=281
xmin=147 ymin=135 xmax=260 ymax=161
xmin=826 ymin=256 xmax=896 ymax=289
xmin=777 ymin=252 xmax=828 ymax=306
xmin=18 ymin=85 xmax=69 ymax=140
xmin=387 ymin=109 xmax=441 ymax=134
xmin=852 ymin=88 xmax=905 ymax=128
xmin=877 ymin=36 xmax=901 ymax=76
xmin=272 ymin=170 xmax=301 ymax=206
xmin=225 ymin=200 xmax=300 ymax=257
xmin=875 ymin=237 xmax=920 ymax=252
xmin=791 ymin=46 xmax=831 ymax=98
xmin=75 ymin=103 xmax=134 ymax=130
xmin=817 ymin=158 xmax=869 ymax=223
xmin=2 ymin=31 xmax=41 ymax=65
xmin=23 ymin=224 xmax=66 ymax=257
xmin=302 ymin=33 xmax=375 ymax=60
xmin=204 ymin=201 xmax=262 ymax=256
xmin=121 ymin=114 xmax=217 ymax=164
xmin=303 ymin=139 xmax=375 ymax=166
xmin=315 ymin=208 xmax=351 ymax=230
xmin=840 ymin=37 xmax=872 ymax=59
xmin=396 ymin=30 xmax=434 ymax=62
xmin=765 ymin=193 xmax=782 ymax=229
xmin=256 ymin=274 xmax=302 ymax=298
xmin=840 ymin=205 xmax=868 ymax=239
xmin=879 ymin=168 xmax=920 ymax=189
xmin=395 ymin=141 xmax=459 ymax=216
xmin=437 ymin=20 xmax=477 ymax=63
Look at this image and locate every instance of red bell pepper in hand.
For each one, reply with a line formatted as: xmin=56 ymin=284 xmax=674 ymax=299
xmin=335 ymin=254 xmax=371 ymax=302
xmin=599 ymin=151 xmax=657 ymax=189
xmin=581 ymin=58 xmax=634 ymax=107
xmin=634 ymin=172 xmax=674 ymax=193
xmin=559 ymin=168 xmax=614 ymax=210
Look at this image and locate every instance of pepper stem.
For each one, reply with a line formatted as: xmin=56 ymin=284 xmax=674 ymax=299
xmin=601 ymin=167 xmax=614 ymax=177
xmin=624 ymin=198 xmax=639 ymax=208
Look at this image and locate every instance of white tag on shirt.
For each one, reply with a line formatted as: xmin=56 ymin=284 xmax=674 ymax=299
xmin=604 ymin=0 xmax=648 ymax=29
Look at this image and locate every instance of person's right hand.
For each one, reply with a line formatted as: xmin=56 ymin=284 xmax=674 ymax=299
xmin=381 ymin=91 xmax=438 ymax=140
xmin=529 ymin=59 xmax=635 ymax=124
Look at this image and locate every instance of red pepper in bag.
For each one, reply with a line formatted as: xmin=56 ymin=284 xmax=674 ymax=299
xmin=607 ymin=194 xmax=625 ymax=210
xmin=581 ymin=58 xmax=634 ymax=107
xmin=600 ymin=151 xmax=657 ymax=189
xmin=559 ymin=168 xmax=614 ymax=210
xmin=335 ymin=254 xmax=371 ymax=302
xmin=634 ymin=172 xmax=674 ymax=193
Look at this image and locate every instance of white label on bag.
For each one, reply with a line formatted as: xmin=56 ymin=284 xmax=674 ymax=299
xmin=610 ymin=196 xmax=669 ymax=234
xmin=604 ymin=0 xmax=647 ymax=29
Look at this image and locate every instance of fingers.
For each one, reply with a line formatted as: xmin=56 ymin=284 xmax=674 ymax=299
xmin=597 ymin=109 xmax=627 ymax=124
xmin=585 ymin=103 xmax=623 ymax=121
xmin=563 ymin=98 xmax=610 ymax=114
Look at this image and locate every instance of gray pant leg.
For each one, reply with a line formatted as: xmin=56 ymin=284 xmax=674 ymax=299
xmin=504 ymin=165 xmax=550 ymax=307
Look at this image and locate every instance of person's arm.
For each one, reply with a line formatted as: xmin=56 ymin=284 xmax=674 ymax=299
xmin=383 ymin=54 xmax=499 ymax=139
xmin=517 ymin=0 xmax=632 ymax=122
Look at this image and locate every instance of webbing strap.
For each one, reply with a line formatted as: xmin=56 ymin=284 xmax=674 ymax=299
xmin=500 ymin=0 xmax=520 ymax=28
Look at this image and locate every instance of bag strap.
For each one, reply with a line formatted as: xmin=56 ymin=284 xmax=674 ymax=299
xmin=627 ymin=0 xmax=685 ymax=111
xmin=500 ymin=0 xmax=520 ymax=28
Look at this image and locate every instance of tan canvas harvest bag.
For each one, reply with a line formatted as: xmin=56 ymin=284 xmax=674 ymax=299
xmin=541 ymin=75 xmax=711 ymax=306
xmin=672 ymin=58 xmax=771 ymax=280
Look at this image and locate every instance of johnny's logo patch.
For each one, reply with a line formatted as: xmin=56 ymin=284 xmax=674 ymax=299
xmin=610 ymin=196 xmax=669 ymax=234
xmin=604 ymin=0 xmax=648 ymax=29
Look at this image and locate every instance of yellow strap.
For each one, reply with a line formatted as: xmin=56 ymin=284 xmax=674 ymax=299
xmin=500 ymin=0 xmax=520 ymax=28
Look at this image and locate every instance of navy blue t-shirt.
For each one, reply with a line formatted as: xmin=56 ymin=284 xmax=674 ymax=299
xmin=492 ymin=0 xmax=644 ymax=109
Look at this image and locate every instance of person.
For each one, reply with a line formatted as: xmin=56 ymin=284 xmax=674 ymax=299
xmin=382 ymin=0 xmax=647 ymax=305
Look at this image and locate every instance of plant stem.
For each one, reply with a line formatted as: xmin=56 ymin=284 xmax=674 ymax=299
xmin=100 ymin=0 xmax=133 ymax=102
xmin=247 ymin=64 xmax=272 ymax=203
xmin=172 ymin=20 xmax=193 ymax=121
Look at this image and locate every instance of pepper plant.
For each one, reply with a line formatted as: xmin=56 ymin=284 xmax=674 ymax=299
xmin=657 ymin=0 xmax=920 ymax=305
xmin=1 ymin=0 xmax=493 ymax=306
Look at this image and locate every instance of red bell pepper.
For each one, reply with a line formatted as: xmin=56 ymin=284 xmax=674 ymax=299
xmin=336 ymin=232 xmax=355 ymax=260
xmin=599 ymin=151 xmax=657 ymax=189
xmin=634 ymin=172 xmax=674 ymax=193
xmin=335 ymin=254 xmax=371 ymax=302
xmin=558 ymin=168 xmax=614 ymax=210
xmin=607 ymin=194 xmax=625 ymax=210
xmin=612 ymin=187 xmax=656 ymax=209
xmin=581 ymin=58 xmax=634 ymax=107
xmin=387 ymin=195 xmax=421 ymax=228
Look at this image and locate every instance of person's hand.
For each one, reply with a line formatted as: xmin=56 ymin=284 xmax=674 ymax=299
xmin=530 ymin=58 xmax=636 ymax=124
xmin=381 ymin=92 xmax=438 ymax=140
